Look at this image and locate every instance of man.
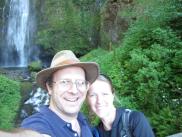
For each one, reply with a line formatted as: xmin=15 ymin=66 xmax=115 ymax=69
xmin=0 ymin=50 xmax=99 ymax=137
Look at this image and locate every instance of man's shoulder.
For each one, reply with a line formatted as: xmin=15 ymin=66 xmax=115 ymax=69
xmin=21 ymin=107 xmax=48 ymax=124
xmin=21 ymin=111 xmax=49 ymax=128
xmin=78 ymin=112 xmax=90 ymax=125
xmin=20 ymin=108 xmax=59 ymax=137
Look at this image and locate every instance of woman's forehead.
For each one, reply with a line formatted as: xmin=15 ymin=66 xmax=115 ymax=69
xmin=89 ymin=80 xmax=112 ymax=92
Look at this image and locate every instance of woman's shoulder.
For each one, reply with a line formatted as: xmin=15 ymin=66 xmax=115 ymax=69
xmin=126 ymin=109 xmax=151 ymax=130
xmin=117 ymin=107 xmax=144 ymax=117
xmin=116 ymin=107 xmax=146 ymax=125
xmin=130 ymin=110 xmax=146 ymax=121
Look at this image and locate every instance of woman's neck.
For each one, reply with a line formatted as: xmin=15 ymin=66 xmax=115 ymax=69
xmin=101 ymin=107 xmax=116 ymax=131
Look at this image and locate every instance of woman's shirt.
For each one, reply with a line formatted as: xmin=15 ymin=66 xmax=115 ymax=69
xmin=96 ymin=108 xmax=155 ymax=137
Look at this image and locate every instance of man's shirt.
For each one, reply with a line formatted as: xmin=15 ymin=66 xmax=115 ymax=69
xmin=21 ymin=106 xmax=93 ymax=137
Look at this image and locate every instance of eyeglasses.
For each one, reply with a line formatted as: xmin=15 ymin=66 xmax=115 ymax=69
xmin=52 ymin=79 xmax=89 ymax=92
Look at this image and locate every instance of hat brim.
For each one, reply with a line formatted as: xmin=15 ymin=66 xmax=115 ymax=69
xmin=36 ymin=62 xmax=99 ymax=90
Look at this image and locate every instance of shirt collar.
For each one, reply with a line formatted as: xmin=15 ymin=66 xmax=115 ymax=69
xmin=39 ymin=106 xmax=87 ymax=128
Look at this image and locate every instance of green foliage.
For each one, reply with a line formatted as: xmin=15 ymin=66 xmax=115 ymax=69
xmin=151 ymin=107 xmax=182 ymax=137
xmin=115 ymin=26 xmax=182 ymax=135
xmin=0 ymin=75 xmax=21 ymax=129
xmin=87 ymin=29 xmax=181 ymax=134
xmin=82 ymin=0 xmax=182 ymax=135
xmin=172 ymin=49 xmax=182 ymax=69
xmin=36 ymin=0 xmax=99 ymax=56
xmin=130 ymin=0 xmax=178 ymax=27
xmin=80 ymin=48 xmax=109 ymax=62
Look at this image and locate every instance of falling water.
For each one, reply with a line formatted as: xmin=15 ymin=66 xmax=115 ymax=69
xmin=1 ymin=0 xmax=30 ymax=67
xmin=18 ymin=87 xmax=49 ymax=123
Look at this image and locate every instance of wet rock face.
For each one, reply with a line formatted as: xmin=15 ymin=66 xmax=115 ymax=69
xmin=0 ymin=67 xmax=30 ymax=81
xmin=101 ymin=0 xmax=133 ymax=43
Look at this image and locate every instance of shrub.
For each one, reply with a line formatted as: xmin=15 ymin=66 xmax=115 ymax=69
xmin=0 ymin=75 xmax=21 ymax=129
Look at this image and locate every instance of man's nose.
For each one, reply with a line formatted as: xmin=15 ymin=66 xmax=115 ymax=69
xmin=68 ymin=83 xmax=79 ymax=94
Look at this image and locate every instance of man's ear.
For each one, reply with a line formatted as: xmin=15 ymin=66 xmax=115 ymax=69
xmin=46 ymin=82 xmax=52 ymax=95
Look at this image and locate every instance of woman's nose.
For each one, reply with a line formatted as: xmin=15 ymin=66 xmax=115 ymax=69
xmin=97 ymin=95 xmax=103 ymax=104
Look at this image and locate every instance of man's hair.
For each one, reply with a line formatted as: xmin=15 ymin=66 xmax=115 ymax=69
xmin=46 ymin=75 xmax=53 ymax=88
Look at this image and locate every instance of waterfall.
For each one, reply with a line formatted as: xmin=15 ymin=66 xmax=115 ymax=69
xmin=0 ymin=0 xmax=35 ymax=67
xmin=18 ymin=87 xmax=49 ymax=123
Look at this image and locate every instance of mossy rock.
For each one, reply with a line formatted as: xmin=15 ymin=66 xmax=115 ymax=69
xmin=28 ymin=61 xmax=42 ymax=72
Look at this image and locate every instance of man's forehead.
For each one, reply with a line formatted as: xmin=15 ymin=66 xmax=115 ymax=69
xmin=53 ymin=66 xmax=86 ymax=79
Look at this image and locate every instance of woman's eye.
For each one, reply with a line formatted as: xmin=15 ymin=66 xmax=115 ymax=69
xmin=103 ymin=93 xmax=109 ymax=95
xmin=89 ymin=94 xmax=96 ymax=97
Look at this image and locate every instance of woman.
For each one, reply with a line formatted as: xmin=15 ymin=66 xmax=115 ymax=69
xmin=87 ymin=74 xmax=155 ymax=137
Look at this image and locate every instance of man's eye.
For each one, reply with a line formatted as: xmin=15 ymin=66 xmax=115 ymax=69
xmin=77 ymin=81 xmax=85 ymax=85
xmin=60 ymin=80 xmax=70 ymax=85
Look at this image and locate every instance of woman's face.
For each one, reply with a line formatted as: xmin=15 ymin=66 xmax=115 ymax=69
xmin=87 ymin=79 xmax=114 ymax=119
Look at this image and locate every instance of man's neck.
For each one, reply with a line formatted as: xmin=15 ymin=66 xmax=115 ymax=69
xmin=48 ymin=105 xmax=78 ymax=122
xmin=70 ymin=119 xmax=81 ymax=136
xmin=49 ymin=104 xmax=81 ymax=136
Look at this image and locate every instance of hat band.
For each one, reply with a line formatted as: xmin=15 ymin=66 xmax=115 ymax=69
xmin=51 ymin=59 xmax=80 ymax=67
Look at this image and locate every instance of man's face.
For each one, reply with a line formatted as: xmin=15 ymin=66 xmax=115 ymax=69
xmin=47 ymin=66 xmax=88 ymax=118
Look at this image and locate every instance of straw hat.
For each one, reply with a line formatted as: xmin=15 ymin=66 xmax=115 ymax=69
xmin=36 ymin=50 xmax=99 ymax=89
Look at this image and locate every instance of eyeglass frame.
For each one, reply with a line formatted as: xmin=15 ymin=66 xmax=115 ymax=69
xmin=51 ymin=79 xmax=90 ymax=92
